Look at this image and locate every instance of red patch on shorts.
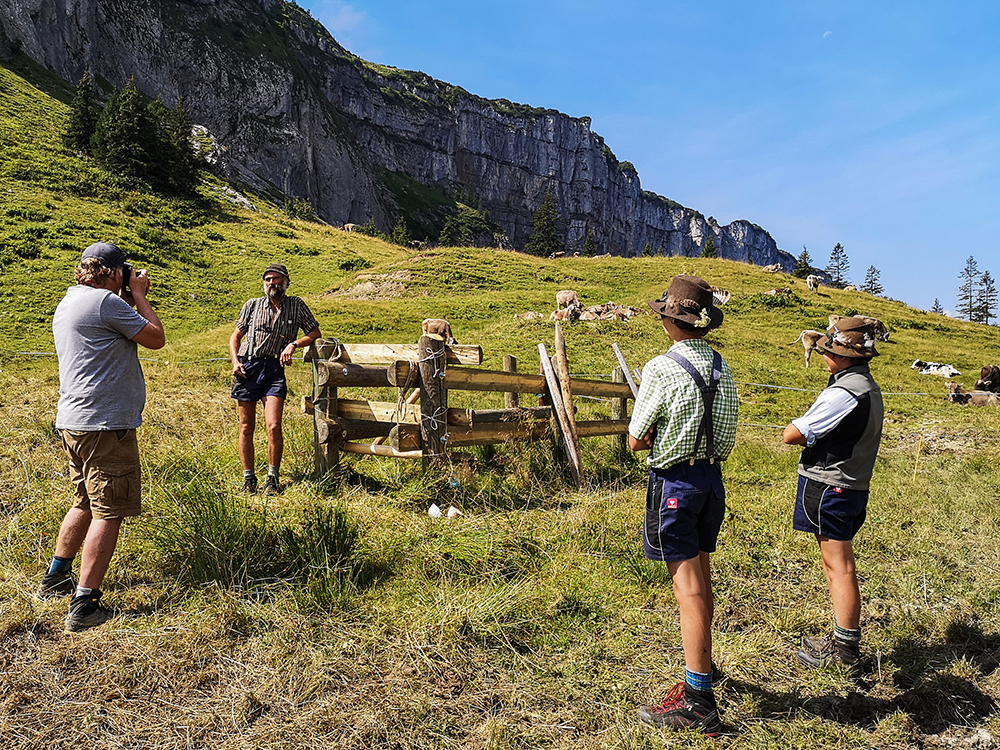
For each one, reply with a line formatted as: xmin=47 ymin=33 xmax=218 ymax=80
xmin=667 ymin=497 xmax=679 ymax=509
xmin=833 ymin=487 xmax=843 ymax=493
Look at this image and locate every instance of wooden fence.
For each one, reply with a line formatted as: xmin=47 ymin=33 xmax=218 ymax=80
xmin=302 ymin=324 xmax=635 ymax=488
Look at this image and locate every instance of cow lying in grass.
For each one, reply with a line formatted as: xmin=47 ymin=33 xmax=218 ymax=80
xmin=975 ymin=364 xmax=1000 ymax=392
xmin=947 ymin=381 xmax=1000 ymax=406
xmin=911 ymin=359 xmax=961 ymax=377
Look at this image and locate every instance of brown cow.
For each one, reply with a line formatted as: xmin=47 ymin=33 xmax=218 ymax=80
xmin=549 ymin=304 xmax=582 ymax=322
xmin=975 ymin=365 xmax=1000 ymax=393
xmin=948 ymin=381 xmax=1000 ymax=406
xmin=556 ymin=290 xmax=581 ymax=309
xmin=791 ymin=329 xmax=825 ymax=368
xmin=513 ymin=311 xmax=544 ymax=321
xmin=421 ymin=318 xmax=456 ymax=344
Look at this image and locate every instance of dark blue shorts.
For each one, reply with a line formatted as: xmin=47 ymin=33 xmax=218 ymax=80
xmin=793 ymin=475 xmax=868 ymax=541
xmin=231 ymin=356 xmax=287 ymax=402
xmin=643 ymin=460 xmax=726 ymax=562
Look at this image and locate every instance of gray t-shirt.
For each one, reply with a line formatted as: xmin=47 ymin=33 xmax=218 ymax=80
xmin=53 ymin=285 xmax=150 ymax=430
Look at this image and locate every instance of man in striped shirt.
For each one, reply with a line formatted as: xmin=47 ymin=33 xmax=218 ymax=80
xmin=229 ymin=263 xmax=321 ymax=494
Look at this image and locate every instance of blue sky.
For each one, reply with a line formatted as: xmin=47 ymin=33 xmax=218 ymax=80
xmin=300 ymin=0 xmax=1000 ymax=313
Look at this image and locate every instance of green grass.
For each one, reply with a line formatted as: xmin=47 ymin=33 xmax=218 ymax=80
xmin=3 ymin=58 xmax=1000 ymax=749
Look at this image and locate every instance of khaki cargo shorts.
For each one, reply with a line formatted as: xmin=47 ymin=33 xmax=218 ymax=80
xmin=61 ymin=429 xmax=142 ymax=519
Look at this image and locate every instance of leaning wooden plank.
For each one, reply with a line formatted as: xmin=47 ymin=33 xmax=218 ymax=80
xmin=419 ymin=334 xmax=448 ymax=469
xmin=554 ymin=323 xmax=583 ymax=470
xmin=340 ymin=442 xmax=424 ymax=459
xmin=334 ymin=343 xmax=483 ymax=366
xmin=539 ymin=343 xmax=585 ymax=489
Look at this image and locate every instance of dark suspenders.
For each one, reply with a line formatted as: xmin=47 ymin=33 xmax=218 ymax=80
xmin=663 ymin=349 xmax=723 ymax=464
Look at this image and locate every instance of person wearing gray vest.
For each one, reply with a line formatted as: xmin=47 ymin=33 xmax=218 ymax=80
xmin=783 ymin=316 xmax=883 ymax=672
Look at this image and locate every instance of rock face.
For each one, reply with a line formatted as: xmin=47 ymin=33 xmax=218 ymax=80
xmin=0 ymin=0 xmax=793 ymax=267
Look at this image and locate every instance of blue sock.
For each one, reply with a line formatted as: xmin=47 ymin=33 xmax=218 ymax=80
xmin=48 ymin=556 xmax=73 ymax=575
xmin=685 ymin=668 xmax=713 ymax=692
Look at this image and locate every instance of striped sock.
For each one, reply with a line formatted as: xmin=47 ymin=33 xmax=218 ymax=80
xmin=834 ymin=623 xmax=862 ymax=643
xmin=685 ymin=668 xmax=714 ymax=693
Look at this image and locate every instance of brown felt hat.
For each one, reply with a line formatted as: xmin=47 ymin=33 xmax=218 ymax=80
xmin=262 ymin=262 xmax=290 ymax=281
xmin=817 ymin=316 xmax=879 ymax=359
xmin=648 ymin=274 xmax=724 ymax=330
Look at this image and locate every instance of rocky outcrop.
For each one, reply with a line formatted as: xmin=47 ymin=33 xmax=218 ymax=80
xmin=0 ymin=0 xmax=794 ymax=268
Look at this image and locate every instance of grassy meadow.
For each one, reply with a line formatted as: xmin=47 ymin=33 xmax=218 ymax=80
xmin=4 ymin=57 xmax=1000 ymax=749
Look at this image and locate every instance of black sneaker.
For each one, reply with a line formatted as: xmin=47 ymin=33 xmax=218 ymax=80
xmin=241 ymin=475 xmax=258 ymax=494
xmin=637 ymin=682 xmax=722 ymax=735
xmin=262 ymin=475 xmax=280 ymax=495
xmin=38 ymin=569 xmax=76 ymax=599
xmin=65 ymin=590 xmax=118 ymax=633
xmin=796 ymin=635 xmax=861 ymax=671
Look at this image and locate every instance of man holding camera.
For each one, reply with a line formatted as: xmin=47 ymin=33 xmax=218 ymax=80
xmin=39 ymin=242 xmax=165 ymax=632
xmin=229 ymin=263 xmax=321 ymax=495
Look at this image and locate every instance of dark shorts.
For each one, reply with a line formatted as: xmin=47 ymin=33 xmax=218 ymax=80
xmin=62 ymin=429 xmax=142 ymax=519
xmin=643 ymin=460 xmax=726 ymax=562
xmin=793 ymin=475 xmax=868 ymax=541
xmin=231 ymin=356 xmax=287 ymax=402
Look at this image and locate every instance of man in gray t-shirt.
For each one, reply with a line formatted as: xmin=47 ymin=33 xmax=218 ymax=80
xmin=40 ymin=242 xmax=166 ymax=633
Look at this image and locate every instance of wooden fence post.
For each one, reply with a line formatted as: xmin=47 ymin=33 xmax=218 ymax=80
xmin=418 ymin=334 xmax=448 ymax=470
xmin=503 ymin=354 xmax=519 ymax=409
xmin=311 ymin=339 xmax=341 ymax=480
xmin=612 ymin=367 xmax=628 ymax=455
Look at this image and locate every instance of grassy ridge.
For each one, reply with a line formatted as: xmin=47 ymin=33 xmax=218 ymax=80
xmin=3 ymin=58 xmax=1000 ymax=749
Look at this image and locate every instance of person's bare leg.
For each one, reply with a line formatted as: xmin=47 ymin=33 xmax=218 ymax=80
xmin=54 ymin=507 xmax=92 ymax=559
xmin=667 ymin=552 xmax=713 ymax=674
xmin=264 ymin=396 xmax=286 ymax=470
xmin=817 ymin=536 xmax=860 ymax=630
xmin=76 ymin=517 xmax=124 ymax=590
xmin=237 ymin=400 xmax=257 ymax=472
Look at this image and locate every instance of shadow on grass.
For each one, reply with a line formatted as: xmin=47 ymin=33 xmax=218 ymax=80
xmin=722 ymin=619 xmax=1000 ymax=735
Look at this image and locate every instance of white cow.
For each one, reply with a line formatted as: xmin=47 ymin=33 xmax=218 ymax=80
xmin=807 ymin=274 xmax=821 ymax=292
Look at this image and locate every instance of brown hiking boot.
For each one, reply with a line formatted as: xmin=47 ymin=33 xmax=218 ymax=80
xmin=796 ymin=635 xmax=861 ymax=671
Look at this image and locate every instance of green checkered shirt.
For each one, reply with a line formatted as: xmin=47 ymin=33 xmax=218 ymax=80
xmin=628 ymin=338 xmax=739 ymax=470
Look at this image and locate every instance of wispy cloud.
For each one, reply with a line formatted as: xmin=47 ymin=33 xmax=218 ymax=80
xmin=311 ymin=1 xmax=369 ymax=52
xmin=823 ymin=30 xmax=833 ymax=38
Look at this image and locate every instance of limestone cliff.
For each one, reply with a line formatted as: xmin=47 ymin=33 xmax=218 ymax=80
xmin=0 ymin=0 xmax=793 ymax=267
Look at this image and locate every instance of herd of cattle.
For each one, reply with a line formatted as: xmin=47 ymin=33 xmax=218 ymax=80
xmin=424 ymin=286 xmax=994 ymax=408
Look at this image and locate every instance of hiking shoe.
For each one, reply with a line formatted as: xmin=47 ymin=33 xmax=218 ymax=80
xmin=637 ymin=682 xmax=722 ymax=735
xmin=241 ymin=475 xmax=258 ymax=494
xmin=65 ymin=590 xmax=118 ymax=633
xmin=796 ymin=634 xmax=861 ymax=671
xmin=37 ymin=569 xmax=76 ymax=599
xmin=711 ymin=660 xmax=725 ymax=686
xmin=262 ymin=475 xmax=280 ymax=495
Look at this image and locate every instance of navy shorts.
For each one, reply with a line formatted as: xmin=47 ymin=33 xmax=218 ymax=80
xmin=793 ymin=475 xmax=868 ymax=541
xmin=231 ymin=356 xmax=287 ymax=402
xmin=643 ymin=460 xmax=726 ymax=562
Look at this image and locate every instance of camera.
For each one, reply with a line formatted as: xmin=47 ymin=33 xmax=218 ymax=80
xmin=121 ymin=262 xmax=132 ymax=291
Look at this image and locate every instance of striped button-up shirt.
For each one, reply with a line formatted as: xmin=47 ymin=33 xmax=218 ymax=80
xmin=235 ymin=296 xmax=319 ymax=359
xmin=628 ymin=338 xmax=739 ymax=470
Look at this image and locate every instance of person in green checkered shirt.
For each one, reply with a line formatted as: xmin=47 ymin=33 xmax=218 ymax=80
xmin=628 ymin=274 xmax=739 ymax=735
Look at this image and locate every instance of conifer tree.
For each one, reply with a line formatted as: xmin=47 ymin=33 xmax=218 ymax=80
xmin=390 ymin=216 xmax=411 ymax=247
xmin=931 ymin=298 xmax=944 ymax=314
xmin=793 ymin=246 xmax=813 ymax=278
xmin=957 ymin=256 xmax=979 ymax=320
xmin=861 ymin=265 xmax=883 ymax=296
xmin=524 ymin=189 xmax=561 ymax=256
xmin=642 ymin=242 xmax=654 ymax=257
xmin=701 ymin=236 xmax=718 ymax=258
xmin=825 ymin=243 xmax=850 ymax=288
xmin=92 ymin=78 xmax=157 ymax=187
xmin=977 ymin=270 xmax=997 ymax=325
xmin=162 ymin=95 xmax=200 ymax=193
xmin=583 ymin=230 xmax=597 ymax=257
xmin=64 ymin=71 xmax=100 ymax=154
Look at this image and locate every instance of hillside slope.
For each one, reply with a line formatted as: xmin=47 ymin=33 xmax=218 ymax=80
xmin=0 ymin=0 xmax=793 ymax=264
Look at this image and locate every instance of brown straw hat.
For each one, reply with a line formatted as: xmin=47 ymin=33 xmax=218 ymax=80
xmin=817 ymin=316 xmax=880 ymax=358
xmin=648 ymin=274 xmax=724 ymax=330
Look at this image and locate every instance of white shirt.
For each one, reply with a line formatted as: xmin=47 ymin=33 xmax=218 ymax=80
xmin=791 ymin=388 xmax=858 ymax=447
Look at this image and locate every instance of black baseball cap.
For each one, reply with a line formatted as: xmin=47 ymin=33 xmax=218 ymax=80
xmin=81 ymin=242 xmax=127 ymax=268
